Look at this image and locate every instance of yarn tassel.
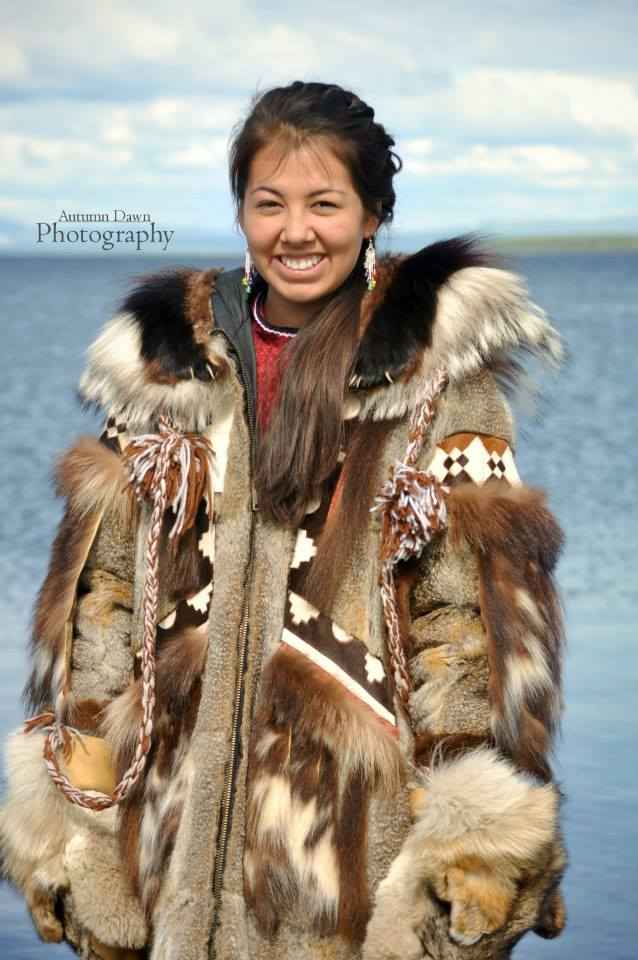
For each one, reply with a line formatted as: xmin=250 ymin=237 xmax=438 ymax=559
xmin=23 ymin=416 xmax=215 ymax=811
xmin=372 ymin=369 xmax=449 ymax=705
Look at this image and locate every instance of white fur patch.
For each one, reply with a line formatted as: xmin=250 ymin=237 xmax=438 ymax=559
xmin=414 ymin=748 xmax=557 ymax=859
xmin=79 ymin=312 xmax=228 ymax=432
xmin=203 ymin=386 xmax=235 ymax=492
xmin=363 ymin=748 xmax=559 ymax=959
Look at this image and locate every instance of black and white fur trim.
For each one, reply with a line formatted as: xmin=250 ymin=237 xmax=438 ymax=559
xmin=77 ymin=238 xmax=563 ymax=428
xmin=352 ymin=237 xmax=563 ymax=421
xmin=78 ymin=268 xmax=231 ymax=432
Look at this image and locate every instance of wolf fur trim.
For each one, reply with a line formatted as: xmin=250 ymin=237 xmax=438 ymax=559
xmin=363 ymin=748 xmax=561 ymax=959
xmin=353 ymin=237 xmax=492 ymax=389
xmin=0 ymin=728 xmax=147 ymax=949
xmin=77 ymin=239 xmax=561 ymax=431
xmin=79 ymin=269 xmax=233 ymax=432
xmin=352 ymin=236 xmax=563 ymax=421
xmin=25 ymin=438 xmax=135 ymax=714
xmin=446 ymin=484 xmax=565 ymax=780
xmin=244 ymin=642 xmax=403 ymax=942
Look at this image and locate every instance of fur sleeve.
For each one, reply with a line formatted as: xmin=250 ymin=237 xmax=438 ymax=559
xmin=24 ymin=436 xmax=138 ymax=718
xmin=1 ymin=435 xmax=146 ymax=949
xmin=363 ymin=377 xmax=567 ymax=958
xmin=405 ymin=409 xmax=565 ymax=782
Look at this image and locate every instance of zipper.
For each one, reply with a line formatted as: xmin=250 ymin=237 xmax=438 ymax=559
xmin=210 ymin=337 xmax=258 ymax=950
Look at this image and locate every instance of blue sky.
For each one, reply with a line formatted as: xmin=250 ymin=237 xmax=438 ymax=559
xmin=1 ymin=0 xmax=637 ymax=252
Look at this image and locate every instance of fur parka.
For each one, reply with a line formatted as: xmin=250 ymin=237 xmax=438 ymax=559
xmin=1 ymin=238 xmax=567 ymax=960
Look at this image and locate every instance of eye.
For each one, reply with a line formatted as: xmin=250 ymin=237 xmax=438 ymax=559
xmin=315 ymin=201 xmax=337 ymax=208
xmin=256 ymin=200 xmax=280 ymax=209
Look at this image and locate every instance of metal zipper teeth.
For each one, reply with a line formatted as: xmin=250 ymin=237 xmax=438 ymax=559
xmin=210 ymin=340 xmax=258 ymax=940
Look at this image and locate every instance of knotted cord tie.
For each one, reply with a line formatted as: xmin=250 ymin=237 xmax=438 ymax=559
xmin=25 ymin=417 xmax=215 ymax=810
xmin=372 ymin=368 xmax=450 ymax=706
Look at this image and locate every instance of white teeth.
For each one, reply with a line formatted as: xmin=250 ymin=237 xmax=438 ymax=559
xmin=280 ymin=255 xmax=323 ymax=271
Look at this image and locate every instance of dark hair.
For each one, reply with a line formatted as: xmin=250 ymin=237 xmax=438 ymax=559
xmin=229 ymin=80 xmax=402 ymax=227
xmin=227 ymin=81 xmax=402 ymax=540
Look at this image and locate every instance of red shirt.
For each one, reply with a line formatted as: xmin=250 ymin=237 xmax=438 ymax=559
xmin=250 ymin=291 xmax=298 ymax=430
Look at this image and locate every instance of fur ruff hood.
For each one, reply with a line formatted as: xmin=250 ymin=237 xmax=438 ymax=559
xmin=78 ymin=236 xmax=563 ymax=430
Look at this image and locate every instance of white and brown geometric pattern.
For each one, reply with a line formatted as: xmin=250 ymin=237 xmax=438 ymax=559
xmin=284 ymin=455 xmax=396 ymax=730
xmin=427 ymin=432 xmax=520 ymax=487
xmin=283 ymin=594 xmax=395 ymax=729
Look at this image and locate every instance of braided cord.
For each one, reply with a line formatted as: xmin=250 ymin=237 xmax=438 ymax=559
xmin=25 ymin=418 xmax=214 ymax=810
xmin=373 ymin=368 xmax=449 ymax=705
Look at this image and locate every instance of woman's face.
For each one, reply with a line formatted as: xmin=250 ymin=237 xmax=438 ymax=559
xmin=239 ymin=138 xmax=379 ymax=306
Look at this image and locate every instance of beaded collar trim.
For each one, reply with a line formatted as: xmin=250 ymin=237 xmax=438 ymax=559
xmin=251 ymin=290 xmax=298 ymax=339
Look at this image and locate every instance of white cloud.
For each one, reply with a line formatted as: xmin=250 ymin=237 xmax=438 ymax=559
xmin=114 ymin=14 xmax=180 ymax=61
xmin=403 ymin=143 xmax=592 ymax=178
xmin=0 ymin=2 xmax=636 ymax=240
xmin=162 ymin=137 xmax=229 ymax=169
xmin=0 ymin=39 xmax=29 ymax=82
xmin=100 ymin=108 xmax=135 ymax=146
xmin=143 ymin=97 xmax=246 ymax=131
xmin=455 ymin=69 xmax=638 ymax=138
xmin=463 ymin=144 xmax=590 ymax=176
xmin=0 ymin=133 xmax=132 ymax=185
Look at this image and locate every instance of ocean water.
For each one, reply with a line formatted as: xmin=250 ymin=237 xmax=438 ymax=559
xmin=0 ymin=252 xmax=636 ymax=958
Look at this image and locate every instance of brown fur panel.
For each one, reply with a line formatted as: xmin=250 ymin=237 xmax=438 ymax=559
xmin=77 ymin=570 xmax=134 ymax=623
xmin=357 ymin=256 xmax=403 ymax=336
xmin=184 ymin=267 xmax=220 ymax=345
xmin=302 ymin=418 xmax=396 ymax=616
xmin=446 ymin=484 xmax=565 ymax=780
xmin=25 ymin=439 xmax=136 ymax=714
xmin=262 ymin=644 xmax=402 ymax=792
xmin=55 ymin=436 xmax=136 ymax=523
xmin=158 ymin=521 xmax=206 ymax=603
xmin=244 ymin=643 xmax=403 ymax=941
xmin=142 ymin=357 xmax=182 ymax=386
xmin=100 ymin=625 xmax=208 ymax=917
xmin=335 ymin=769 xmax=370 ymax=942
xmin=66 ymin=697 xmax=111 ymax=734
xmin=414 ymin=731 xmax=491 ymax=769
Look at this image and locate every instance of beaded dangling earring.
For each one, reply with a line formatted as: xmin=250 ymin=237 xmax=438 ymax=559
xmin=364 ymin=235 xmax=377 ymax=291
xmin=241 ymin=248 xmax=256 ymax=297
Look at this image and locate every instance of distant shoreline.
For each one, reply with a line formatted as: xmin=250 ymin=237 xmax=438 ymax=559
xmin=1 ymin=235 xmax=637 ymax=258
xmin=491 ymin=234 xmax=638 ymax=254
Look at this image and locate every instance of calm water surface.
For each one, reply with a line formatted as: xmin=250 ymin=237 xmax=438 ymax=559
xmin=0 ymin=252 xmax=636 ymax=958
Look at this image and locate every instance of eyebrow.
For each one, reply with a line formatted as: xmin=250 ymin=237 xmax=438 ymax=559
xmin=250 ymin=186 xmax=347 ymax=197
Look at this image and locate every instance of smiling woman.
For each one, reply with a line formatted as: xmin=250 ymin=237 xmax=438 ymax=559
xmin=240 ymin=143 xmax=378 ymax=317
xmin=1 ymin=80 xmax=567 ymax=960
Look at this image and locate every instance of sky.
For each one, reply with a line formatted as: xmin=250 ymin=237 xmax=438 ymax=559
xmin=1 ymin=0 xmax=637 ymax=253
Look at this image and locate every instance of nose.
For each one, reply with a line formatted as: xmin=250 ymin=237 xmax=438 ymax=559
xmin=280 ymin=210 xmax=315 ymax=246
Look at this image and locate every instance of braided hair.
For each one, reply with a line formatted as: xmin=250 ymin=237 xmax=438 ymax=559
xmin=229 ymin=81 xmax=402 ymax=228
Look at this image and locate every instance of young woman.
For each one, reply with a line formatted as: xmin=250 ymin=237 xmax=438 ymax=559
xmin=1 ymin=81 xmax=567 ymax=960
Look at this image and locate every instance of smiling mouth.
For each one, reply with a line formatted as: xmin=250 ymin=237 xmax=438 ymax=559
xmin=276 ymin=254 xmax=326 ymax=272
